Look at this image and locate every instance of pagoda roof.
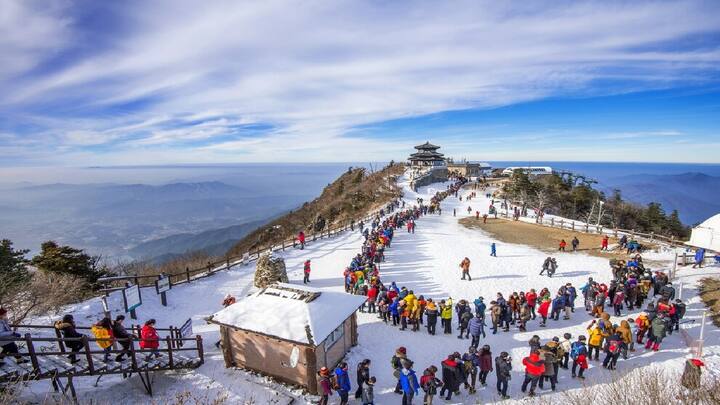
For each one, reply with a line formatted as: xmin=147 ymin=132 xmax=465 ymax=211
xmin=414 ymin=141 xmax=440 ymax=150
xmin=409 ymin=151 xmax=445 ymax=159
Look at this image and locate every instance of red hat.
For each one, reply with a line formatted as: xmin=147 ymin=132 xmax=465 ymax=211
xmin=319 ymin=367 xmax=329 ymax=376
xmin=398 ymin=346 xmax=407 ymax=354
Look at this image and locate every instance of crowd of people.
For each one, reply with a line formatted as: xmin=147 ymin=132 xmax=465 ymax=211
xmin=314 ymin=178 xmax=691 ymax=403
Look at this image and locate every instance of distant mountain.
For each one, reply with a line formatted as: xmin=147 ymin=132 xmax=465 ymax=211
xmin=602 ymin=172 xmax=720 ymax=225
xmin=128 ymin=219 xmax=271 ymax=263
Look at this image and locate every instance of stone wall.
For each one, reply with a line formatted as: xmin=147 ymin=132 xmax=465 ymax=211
xmin=254 ymin=253 xmax=289 ymax=288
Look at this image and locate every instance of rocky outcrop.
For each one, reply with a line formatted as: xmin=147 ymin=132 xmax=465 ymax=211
xmin=254 ymin=253 xmax=288 ymax=288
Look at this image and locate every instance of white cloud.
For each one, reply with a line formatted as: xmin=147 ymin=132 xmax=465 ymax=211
xmin=0 ymin=0 xmax=719 ymax=164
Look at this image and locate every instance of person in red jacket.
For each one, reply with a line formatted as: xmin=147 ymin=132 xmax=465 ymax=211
xmin=559 ymin=239 xmax=567 ymax=251
xmin=366 ymin=285 xmax=378 ymax=314
xmin=140 ymin=319 xmax=161 ymax=361
xmin=303 ymin=260 xmax=311 ymax=284
xmin=521 ymin=350 xmax=546 ymax=397
xmin=525 ymin=289 xmax=538 ymax=320
xmin=601 ymin=235 xmax=609 ymax=251
xmin=538 ymin=298 xmax=551 ymax=327
xmin=297 ymin=231 xmax=306 ymax=250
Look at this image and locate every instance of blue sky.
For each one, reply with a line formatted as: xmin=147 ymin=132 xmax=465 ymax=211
xmin=1 ymin=0 xmax=719 ymax=165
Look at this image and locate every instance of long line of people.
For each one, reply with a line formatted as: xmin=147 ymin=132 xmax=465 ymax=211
xmin=323 ymin=180 xmax=688 ymax=403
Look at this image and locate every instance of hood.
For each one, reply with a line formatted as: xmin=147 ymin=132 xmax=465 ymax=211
xmin=528 ymin=353 xmax=541 ymax=362
xmin=620 ymin=320 xmax=631 ymax=329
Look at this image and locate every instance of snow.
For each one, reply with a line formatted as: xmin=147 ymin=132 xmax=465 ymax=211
xmin=16 ymin=170 xmax=720 ymax=404
xmin=210 ymin=283 xmax=366 ymax=344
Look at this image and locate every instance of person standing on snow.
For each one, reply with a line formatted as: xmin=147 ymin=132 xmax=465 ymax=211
xmin=303 ymin=260 xmax=311 ymax=284
xmin=558 ymin=239 xmax=567 ymax=251
xmin=297 ymin=231 xmax=306 ymax=250
xmin=392 ymin=347 xmax=409 ymax=394
xmin=495 ymin=351 xmax=512 ymax=399
xmin=490 ymin=243 xmax=497 ymax=257
xmin=399 ymin=360 xmax=420 ymax=404
xmin=334 ymin=362 xmax=351 ymax=405
xmin=520 ymin=350 xmax=545 ymax=397
xmin=601 ymin=235 xmax=609 ymax=251
xmin=460 ymin=257 xmax=472 ymax=281
xmin=468 ymin=313 xmax=486 ymax=348
xmin=693 ymin=248 xmax=705 ymax=268
xmin=318 ymin=367 xmax=333 ymax=405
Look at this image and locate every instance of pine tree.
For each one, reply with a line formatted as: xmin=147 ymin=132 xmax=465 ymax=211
xmin=0 ymin=239 xmax=31 ymax=304
xmin=31 ymin=241 xmax=108 ymax=285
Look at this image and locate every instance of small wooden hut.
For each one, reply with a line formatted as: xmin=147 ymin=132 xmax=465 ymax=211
xmin=206 ymin=283 xmax=366 ymax=394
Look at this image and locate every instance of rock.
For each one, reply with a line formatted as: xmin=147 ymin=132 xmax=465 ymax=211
xmin=254 ymin=253 xmax=288 ymax=288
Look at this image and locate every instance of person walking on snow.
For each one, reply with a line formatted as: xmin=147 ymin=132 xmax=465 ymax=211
xmin=693 ymin=248 xmax=705 ymax=268
xmin=558 ymin=239 xmax=567 ymax=251
xmin=303 ymin=260 xmax=311 ymax=284
xmin=297 ymin=231 xmax=306 ymax=250
xmin=460 ymin=257 xmax=472 ymax=281
xmin=571 ymin=237 xmax=580 ymax=251
xmin=334 ymin=362 xmax=351 ymax=405
xmin=490 ymin=243 xmax=497 ymax=257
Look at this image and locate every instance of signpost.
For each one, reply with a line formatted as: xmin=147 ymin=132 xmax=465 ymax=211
xmin=178 ymin=318 xmax=193 ymax=347
xmin=155 ymin=274 xmax=172 ymax=307
xmin=122 ymin=283 xmax=142 ymax=320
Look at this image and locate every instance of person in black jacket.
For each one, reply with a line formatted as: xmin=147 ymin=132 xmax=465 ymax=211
xmin=439 ymin=354 xmax=461 ymax=400
xmin=112 ymin=315 xmax=134 ymax=362
xmin=354 ymin=359 xmax=371 ymax=399
xmin=55 ymin=314 xmax=84 ymax=363
xmin=495 ymin=351 xmax=512 ymax=399
xmin=674 ymin=299 xmax=687 ymax=331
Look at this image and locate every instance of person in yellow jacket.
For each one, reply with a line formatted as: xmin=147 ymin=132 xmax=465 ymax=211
xmin=440 ymin=299 xmax=453 ymax=335
xmin=404 ymin=291 xmax=417 ymax=312
xmin=91 ymin=317 xmax=115 ymax=362
xmin=586 ymin=320 xmax=607 ymax=361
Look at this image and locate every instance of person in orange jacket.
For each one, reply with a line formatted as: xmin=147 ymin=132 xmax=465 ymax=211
xmin=559 ymin=239 xmax=567 ymax=251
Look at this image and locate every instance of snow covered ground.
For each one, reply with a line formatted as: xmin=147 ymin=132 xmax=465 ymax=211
xmin=18 ymin=173 xmax=720 ymax=404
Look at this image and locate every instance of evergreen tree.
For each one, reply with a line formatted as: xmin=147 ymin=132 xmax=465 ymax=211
xmin=0 ymin=239 xmax=31 ymax=304
xmin=31 ymin=241 xmax=108 ymax=285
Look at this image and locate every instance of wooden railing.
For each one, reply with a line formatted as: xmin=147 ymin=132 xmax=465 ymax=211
xmin=98 ymin=204 xmax=397 ymax=293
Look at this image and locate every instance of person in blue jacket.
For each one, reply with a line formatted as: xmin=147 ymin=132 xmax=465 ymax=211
xmin=389 ymin=298 xmax=400 ymax=326
xmin=490 ymin=243 xmax=497 ymax=257
xmin=693 ymin=248 xmax=705 ymax=268
xmin=399 ymin=359 xmax=420 ymax=405
xmin=551 ymin=293 xmax=565 ymax=321
xmin=473 ymin=297 xmax=486 ymax=320
xmin=334 ymin=362 xmax=351 ymax=405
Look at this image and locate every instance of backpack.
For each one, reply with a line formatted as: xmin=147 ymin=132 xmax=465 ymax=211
xmin=607 ymin=339 xmax=621 ymax=354
xmin=570 ymin=343 xmax=584 ymax=360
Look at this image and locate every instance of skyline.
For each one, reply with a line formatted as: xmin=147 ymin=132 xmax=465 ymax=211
xmin=1 ymin=0 xmax=720 ymax=165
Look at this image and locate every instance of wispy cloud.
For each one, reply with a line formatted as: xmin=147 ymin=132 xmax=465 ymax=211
xmin=0 ymin=0 xmax=719 ymax=164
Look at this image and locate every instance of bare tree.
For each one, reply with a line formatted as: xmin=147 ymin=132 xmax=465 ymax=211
xmin=533 ymin=188 xmax=550 ymax=223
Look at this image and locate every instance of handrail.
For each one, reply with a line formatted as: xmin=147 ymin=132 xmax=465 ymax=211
xmin=96 ymin=202 xmax=397 ymax=293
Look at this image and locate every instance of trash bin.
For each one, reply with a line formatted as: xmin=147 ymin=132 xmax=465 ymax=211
xmin=681 ymin=358 xmax=704 ymax=389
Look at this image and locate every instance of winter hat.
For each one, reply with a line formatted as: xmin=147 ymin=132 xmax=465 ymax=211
xmin=579 ymin=336 xmax=586 ymax=341
xmin=500 ymin=351 xmax=509 ymax=358
xmin=319 ymin=367 xmax=329 ymax=376
xmin=563 ymin=333 xmax=572 ymax=339
xmin=398 ymin=346 xmax=407 ymax=354
xmin=552 ymin=336 xmax=560 ymax=342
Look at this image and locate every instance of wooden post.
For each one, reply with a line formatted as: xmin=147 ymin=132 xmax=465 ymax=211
xmin=134 ymin=274 xmax=140 ymax=287
xmin=55 ymin=327 xmax=66 ymax=353
xmin=186 ymin=267 xmax=191 ymax=283
xmin=129 ymin=338 xmax=139 ymax=370
xmin=571 ymin=221 xmax=575 ymax=231
xmin=196 ymin=335 xmax=204 ymax=365
xmin=550 ymin=218 xmax=554 ymax=227
xmin=166 ymin=336 xmax=174 ymax=368
xmin=24 ymin=334 xmax=40 ymax=375
xmin=82 ymin=336 xmax=95 ymax=374
xmin=585 ymin=224 xmax=589 ymax=233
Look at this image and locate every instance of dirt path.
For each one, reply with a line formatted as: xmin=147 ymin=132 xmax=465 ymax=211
xmin=459 ymin=216 xmax=626 ymax=259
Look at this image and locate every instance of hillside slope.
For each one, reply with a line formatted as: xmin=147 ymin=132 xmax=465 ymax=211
xmin=227 ymin=163 xmax=404 ymax=256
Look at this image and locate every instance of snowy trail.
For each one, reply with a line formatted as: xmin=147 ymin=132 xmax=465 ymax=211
xmin=20 ymin=173 xmax=720 ymax=404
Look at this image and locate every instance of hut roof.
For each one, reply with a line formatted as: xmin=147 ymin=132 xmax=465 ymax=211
xmin=414 ymin=141 xmax=440 ymax=150
xmin=208 ymin=283 xmax=366 ymax=345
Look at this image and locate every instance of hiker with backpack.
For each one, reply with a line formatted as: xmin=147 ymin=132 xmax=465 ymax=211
xmin=355 ymin=359 xmax=371 ymax=399
xmin=602 ymin=330 xmax=624 ymax=370
xmin=392 ymin=347 xmax=409 ymax=394
xmin=570 ymin=336 xmax=588 ymax=379
xmin=461 ymin=347 xmax=480 ymax=394
xmin=420 ymin=365 xmax=443 ymax=405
